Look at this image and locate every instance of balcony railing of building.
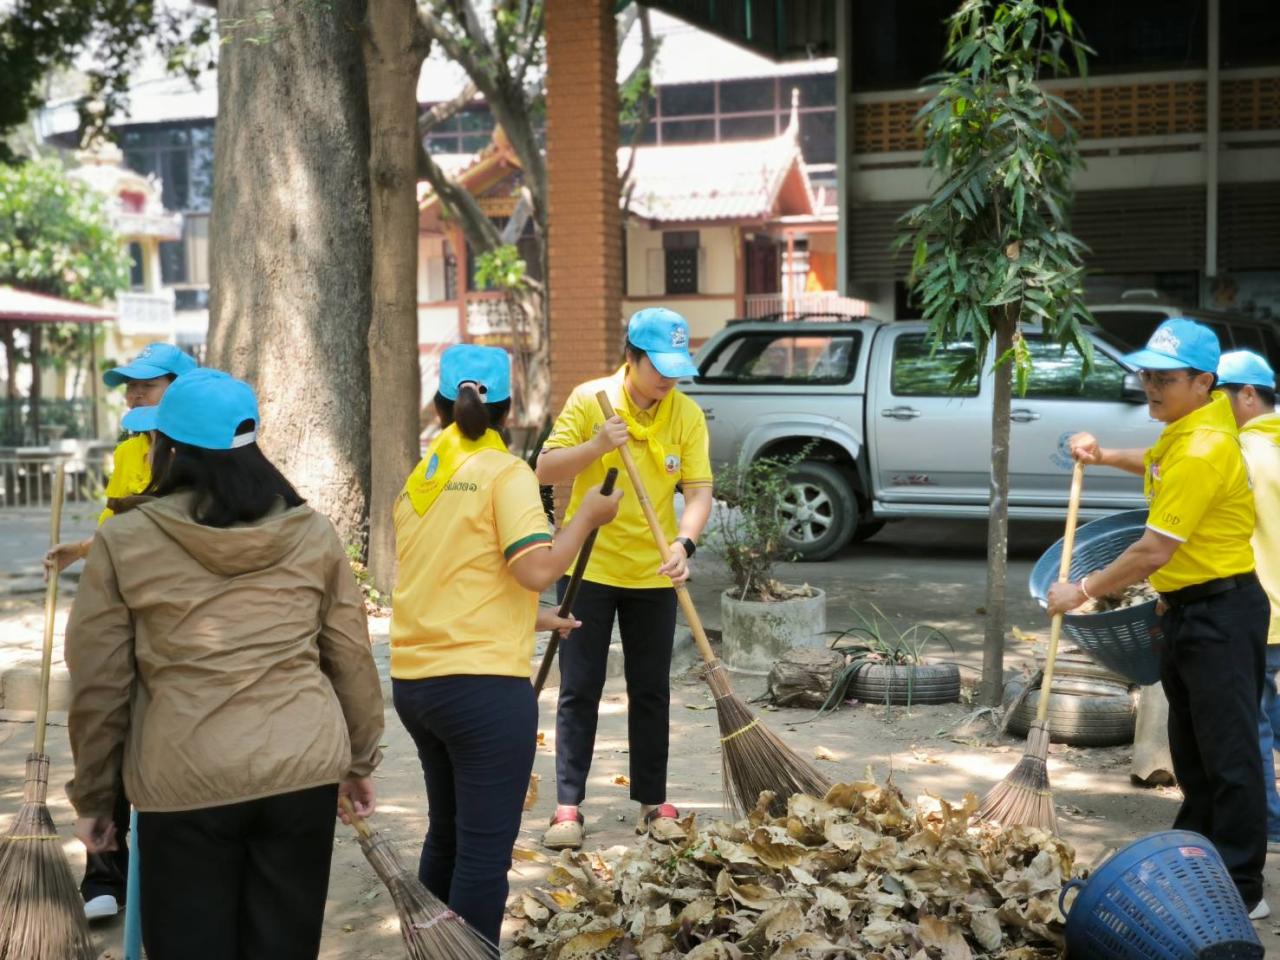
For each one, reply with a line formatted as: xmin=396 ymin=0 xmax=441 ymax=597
xmin=744 ymin=291 xmax=871 ymax=320
xmin=117 ymin=289 xmax=177 ymax=337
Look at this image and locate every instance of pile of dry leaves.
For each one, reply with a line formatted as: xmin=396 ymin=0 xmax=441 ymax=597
xmin=506 ymin=778 xmax=1074 ymax=959
xmin=1074 ymin=581 xmax=1158 ymax=614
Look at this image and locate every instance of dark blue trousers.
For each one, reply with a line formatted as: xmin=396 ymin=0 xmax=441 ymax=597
xmin=393 ymin=674 xmax=536 ymax=946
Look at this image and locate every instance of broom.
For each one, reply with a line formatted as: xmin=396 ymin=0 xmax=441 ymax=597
xmin=977 ymin=459 xmax=1085 ymax=834
xmin=339 ymin=797 xmax=496 ymax=959
xmin=0 ymin=462 xmax=96 ymax=960
xmin=595 ymin=391 xmax=831 ymax=817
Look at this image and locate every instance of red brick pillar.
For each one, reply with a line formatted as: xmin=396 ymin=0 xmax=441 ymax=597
xmin=545 ymin=0 xmax=623 ymax=414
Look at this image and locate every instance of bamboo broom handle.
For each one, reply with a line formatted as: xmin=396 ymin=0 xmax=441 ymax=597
xmin=596 ymin=392 xmax=717 ymax=667
xmin=34 ymin=461 xmax=66 ymax=756
xmin=338 ymin=795 xmax=374 ymax=841
xmin=1036 ymin=459 xmax=1086 ymax=725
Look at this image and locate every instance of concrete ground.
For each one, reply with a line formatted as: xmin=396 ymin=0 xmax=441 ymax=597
xmin=2 ymin=510 xmax=1278 ymax=957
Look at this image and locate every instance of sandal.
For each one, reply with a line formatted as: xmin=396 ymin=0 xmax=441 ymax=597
xmin=542 ymin=809 xmax=584 ymax=851
xmin=637 ymin=803 xmax=686 ymax=844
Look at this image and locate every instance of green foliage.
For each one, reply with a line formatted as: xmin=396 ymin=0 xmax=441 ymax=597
xmin=896 ymin=0 xmax=1096 ymax=391
xmin=474 ymin=243 xmax=528 ymax=292
xmin=345 ymin=543 xmax=388 ymax=612
xmin=0 ymin=157 xmax=130 ymax=304
xmin=711 ymin=447 xmax=812 ymax=601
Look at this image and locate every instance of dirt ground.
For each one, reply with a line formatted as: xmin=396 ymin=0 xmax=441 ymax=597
xmin=3 ymin=518 xmax=1279 ymax=956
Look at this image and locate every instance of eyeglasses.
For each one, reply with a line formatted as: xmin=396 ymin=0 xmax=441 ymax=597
xmin=1138 ymin=370 xmax=1194 ymax=389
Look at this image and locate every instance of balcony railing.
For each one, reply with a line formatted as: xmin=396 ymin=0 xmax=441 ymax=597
xmin=744 ymin=291 xmax=871 ymax=320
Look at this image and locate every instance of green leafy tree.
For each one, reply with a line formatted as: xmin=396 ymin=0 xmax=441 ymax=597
xmin=896 ymin=0 xmax=1094 ymax=706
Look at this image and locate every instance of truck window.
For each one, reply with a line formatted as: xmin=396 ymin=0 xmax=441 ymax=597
xmin=1089 ymin=310 xmax=1169 ymax=351
xmin=890 ymin=335 xmax=979 ymax=397
xmin=1023 ymin=338 xmax=1127 ymax=400
xmin=698 ymin=332 xmax=861 ymax=384
xmin=1230 ymin=325 xmax=1264 ymax=353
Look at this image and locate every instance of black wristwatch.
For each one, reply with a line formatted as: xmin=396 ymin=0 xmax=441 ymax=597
xmin=675 ymin=536 xmax=697 ymax=558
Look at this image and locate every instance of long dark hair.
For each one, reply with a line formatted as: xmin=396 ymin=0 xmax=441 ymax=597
xmin=145 ymin=420 xmax=305 ymax=527
xmin=434 ymin=386 xmax=511 ymax=441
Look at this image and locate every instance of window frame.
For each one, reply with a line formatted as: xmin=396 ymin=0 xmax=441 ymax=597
xmin=696 ymin=330 xmax=863 ymax=386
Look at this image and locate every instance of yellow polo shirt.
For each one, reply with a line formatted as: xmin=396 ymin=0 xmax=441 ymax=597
xmin=98 ymin=434 xmax=151 ymax=525
xmin=544 ymin=368 xmax=712 ymax=589
xmin=1143 ymin=392 xmax=1255 ymax=593
xmin=1240 ymin=412 xmax=1280 ymax=643
xmin=390 ymin=448 xmax=553 ymax=680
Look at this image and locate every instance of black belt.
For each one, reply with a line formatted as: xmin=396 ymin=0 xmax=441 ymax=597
xmin=1160 ymin=571 xmax=1257 ymax=608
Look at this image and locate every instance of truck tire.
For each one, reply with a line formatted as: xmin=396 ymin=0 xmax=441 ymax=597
xmin=1004 ymin=679 xmax=1136 ymax=747
xmin=850 ymin=519 xmax=886 ymax=544
xmin=845 ymin=662 xmax=961 ymax=706
xmin=781 ymin=461 xmax=857 ymax=561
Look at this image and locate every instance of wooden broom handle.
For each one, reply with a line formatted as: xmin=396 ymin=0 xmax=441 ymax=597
xmin=1037 ymin=459 xmax=1085 ymax=725
xmin=34 ymin=461 xmax=66 ymax=756
xmin=596 ymin=391 xmax=717 ymax=667
xmin=339 ymin=795 xmax=374 ymax=840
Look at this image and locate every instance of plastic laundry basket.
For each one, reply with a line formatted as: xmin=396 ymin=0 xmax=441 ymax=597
xmin=1030 ymin=509 xmax=1161 ymax=685
xmin=1060 ymin=830 xmax=1263 ymax=960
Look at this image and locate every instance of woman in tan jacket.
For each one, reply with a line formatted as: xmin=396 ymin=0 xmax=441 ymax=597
xmin=65 ymin=369 xmax=384 ymax=960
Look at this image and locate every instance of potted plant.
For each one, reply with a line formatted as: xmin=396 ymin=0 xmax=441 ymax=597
xmin=711 ymin=451 xmax=826 ymax=674
xmin=820 ymin=605 xmax=961 ymax=711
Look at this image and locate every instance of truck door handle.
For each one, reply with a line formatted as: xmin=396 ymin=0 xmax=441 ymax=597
xmin=880 ymin=406 xmax=921 ymax=421
xmin=1010 ymin=408 xmax=1041 ymax=423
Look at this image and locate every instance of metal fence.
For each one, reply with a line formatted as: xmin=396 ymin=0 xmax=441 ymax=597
xmin=2 ymin=398 xmax=97 ymax=447
xmin=0 ymin=450 xmax=110 ymax=509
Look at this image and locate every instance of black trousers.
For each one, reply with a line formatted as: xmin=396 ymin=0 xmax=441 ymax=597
xmin=82 ymin=786 xmax=130 ymax=902
xmin=135 ymin=784 xmax=338 ymax=960
xmin=393 ymin=674 xmax=536 ymax=947
xmin=554 ymin=578 xmax=677 ymax=806
xmin=1160 ymin=577 xmax=1269 ymax=907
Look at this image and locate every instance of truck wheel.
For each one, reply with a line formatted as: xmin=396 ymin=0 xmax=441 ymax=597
xmin=781 ymin=461 xmax=857 ymax=561
xmin=850 ymin=520 xmax=885 ymax=544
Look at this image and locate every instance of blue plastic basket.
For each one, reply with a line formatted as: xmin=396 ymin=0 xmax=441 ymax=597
xmin=1060 ymin=830 xmax=1262 ymax=960
xmin=1029 ymin=509 xmax=1162 ymax=686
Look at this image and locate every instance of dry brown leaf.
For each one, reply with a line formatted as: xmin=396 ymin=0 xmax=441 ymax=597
xmin=813 ymin=745 xmax=838 ymax=762
xmin=557 ymin=928 xmax=623 ymax=958
xmin=512 ymin=845 xmax=549 ymax=863
xmin=613 ymin=774 xmax=631 ymax=786
xmin=523 ymin=773 xmax=539 ymax=811
xmin=918 ymin=916 xmax=973 ymax=960
xmin=536 ymin=731 xmax=546 ymax=746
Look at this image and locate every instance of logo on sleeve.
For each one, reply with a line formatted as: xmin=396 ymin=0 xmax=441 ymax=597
xmin=664 ymin=454 xmax=680 ymax=474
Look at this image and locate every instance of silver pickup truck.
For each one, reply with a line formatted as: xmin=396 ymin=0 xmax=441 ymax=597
xmin=682 ymin=319 xmax=1162 ymax=561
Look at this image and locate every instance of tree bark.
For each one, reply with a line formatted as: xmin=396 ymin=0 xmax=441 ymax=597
xmin=981 ymin=315 xmax=1016 ymax=707
xmin=362 ymin=0 xmax=427 ymax=593
xmin=209 ymin=0 xmax=372 ymax=544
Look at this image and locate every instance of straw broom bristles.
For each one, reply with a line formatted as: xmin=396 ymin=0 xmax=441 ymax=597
xmin=340 ymin=799 xmax=496 ymax=959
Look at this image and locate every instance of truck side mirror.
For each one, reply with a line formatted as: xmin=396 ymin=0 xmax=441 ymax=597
xmin=1122 ymin=373 xmax=1147 ymax=403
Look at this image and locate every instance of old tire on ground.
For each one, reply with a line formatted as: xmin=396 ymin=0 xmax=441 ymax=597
xmin=781 ymin=461 xmax=857 ymax=562
xmin=845 ymin=662 xmax=961 ymax=706
xmin=1004 ymin=677 xmax=1136 ymax=747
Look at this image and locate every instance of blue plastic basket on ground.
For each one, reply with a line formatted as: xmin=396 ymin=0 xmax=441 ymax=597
xmin=1060 ymin=830 xmax=1263 ymax=960
xmin=1029 ymin=509 xmax=1161 ymax=685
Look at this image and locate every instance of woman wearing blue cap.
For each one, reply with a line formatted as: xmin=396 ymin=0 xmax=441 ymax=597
xmin=41 ymin=340 xmax=197 ymax=921
xmin=64 ymin=369 xmax=386 ymax=959
xmin=535 ymin=307 xmax=714 ymax=851
xmin=390 ymin=344 xmax=622 ymax=946
xmin=1047 ymin=319 xmax=1270 ymax=918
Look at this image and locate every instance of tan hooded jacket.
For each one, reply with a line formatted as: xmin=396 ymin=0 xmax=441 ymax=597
xmin=65 ymin=492 xmax=384 ymax=816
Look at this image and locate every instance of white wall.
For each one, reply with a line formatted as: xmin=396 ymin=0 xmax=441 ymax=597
xmin=417 ymin=234 xmax=450 ymax=303
xmin=622 ymin=297 xmax=736 ymax=343
xmin=625 ymin=222 xmax=737 ymax=298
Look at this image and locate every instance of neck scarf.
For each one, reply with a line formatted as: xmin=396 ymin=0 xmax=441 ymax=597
xmin=402 ymin=423 xmax=507 ymax=516
xmin=609 ymin=366 xmax=675 ymax=471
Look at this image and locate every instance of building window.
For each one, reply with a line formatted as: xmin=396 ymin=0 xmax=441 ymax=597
xmin=663 ymin=231 xmax=699 ymax=295
xmin=423 ymin=107 xmax=499 ymax=154
xmin=128 ymin=243 xmax=145 ymax=289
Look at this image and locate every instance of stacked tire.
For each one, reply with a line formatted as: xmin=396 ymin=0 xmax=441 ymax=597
xmin=1004 ymin=645 xmax=1137 ymax=747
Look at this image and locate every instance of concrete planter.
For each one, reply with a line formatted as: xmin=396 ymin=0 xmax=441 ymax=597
xmin=721 ymin=587 xmax=827 ymax=675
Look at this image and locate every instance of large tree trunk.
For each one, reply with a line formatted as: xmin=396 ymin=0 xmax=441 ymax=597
xmin=981 ymin=316 xmax=1016 ymax=707
xmin=362 ymin=0 xmax=426 ymax=592
xmin=209 ymin=0 xmax=372 ymax=544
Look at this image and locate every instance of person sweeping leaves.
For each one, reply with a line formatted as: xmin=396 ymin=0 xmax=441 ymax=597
xmin=535 ymin=307 xmax=713 ymax=851
xmin=65 ymin=369 xmax=384 ymax=959
xmin=390 ymin=344 xmax=621 ymax=946
xmin=42 ymin=340 xmax=197 ymax=922
xmin=1047 ymin=319 xmax=1269 ymax=919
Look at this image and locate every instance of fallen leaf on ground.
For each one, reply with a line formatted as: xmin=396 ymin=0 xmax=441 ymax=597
xmin=813 ymin=745 xmax=838 ymax=762
xmin=613 ymin=774 xmax=631 ymax=786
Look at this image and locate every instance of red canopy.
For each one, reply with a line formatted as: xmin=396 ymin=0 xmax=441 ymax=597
xmin=0 ymin=285 xmax=115 ymax=324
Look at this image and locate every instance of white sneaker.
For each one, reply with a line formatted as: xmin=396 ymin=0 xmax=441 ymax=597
xmin=1249 ymin=898 xmax=1271 ymax=921
xmin=84 ymin=894 xmax=120 ymax=921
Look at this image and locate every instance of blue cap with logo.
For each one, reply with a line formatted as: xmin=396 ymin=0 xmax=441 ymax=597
xmin=1218 ymin=349 xmax=1276 ymax=389
xmin=439 ymin=344 xmax=511 ymax=403
xmin=1122 ymin=318 xmax=1221 ymax=374
xmin=627 ymin=307 xmax=698 ymax=379
xmin=122 ymin=369 xmax=260 ymax=450
xmin=103 ymin=342 xmax=198 ymax=388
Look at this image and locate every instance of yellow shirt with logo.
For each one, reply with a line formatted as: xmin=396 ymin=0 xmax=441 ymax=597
xmin=544 ymin=368 xmax=712 ymax=589
xmin=98 ymin=434 xmax=151 ymax=525
xmin=1240 ymin=412 xmax=1280 ymax=643
xmin=1143 ymin=392 xmax=1255 ymax=593
xmin=390 ymin=448 xmax=553 ymax=680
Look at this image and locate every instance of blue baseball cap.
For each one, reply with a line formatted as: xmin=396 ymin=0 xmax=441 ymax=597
xmin=1122 ymin=318 xmax=1221 ymax=373
xmin=103 ymin=342 xmax=198 ymax=387
xmin=439 ymin=344 xmax=511 ymax=403
xmin=1218 ymin=349 xmax=1276 ymax=389
xmin=122 ymin=369 xmax=261 ymax=450
xmin=627 ymin=307 xmax=698 ymax=379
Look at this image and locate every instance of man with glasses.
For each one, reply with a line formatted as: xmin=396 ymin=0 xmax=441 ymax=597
xmin=1047 ymin=318 xmax=1269 ymax=919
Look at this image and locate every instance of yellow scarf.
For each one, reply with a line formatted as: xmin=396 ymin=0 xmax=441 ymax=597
xmin=607 ymin=367 xmax=674 ymax=473
xmin=401 ymin=424 xmax=508 ymax=516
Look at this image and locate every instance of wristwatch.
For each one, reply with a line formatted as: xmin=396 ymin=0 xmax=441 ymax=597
xmin=675 ymin=536 xmax=697 ymax=559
